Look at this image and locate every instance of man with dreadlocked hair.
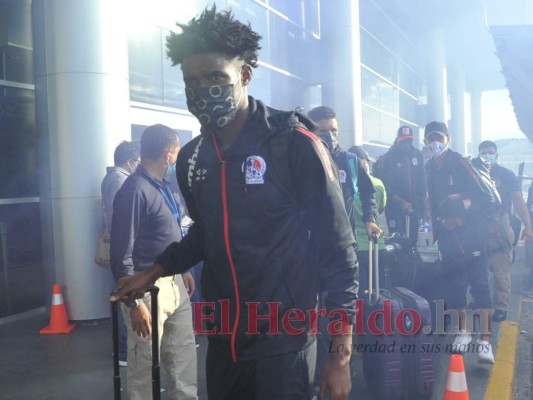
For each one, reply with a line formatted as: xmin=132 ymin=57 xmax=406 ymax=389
xmin=111 ymin=6 xmax=360 ymax=400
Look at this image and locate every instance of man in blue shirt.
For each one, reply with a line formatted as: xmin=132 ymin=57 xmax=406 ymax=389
xmin=111 ymin=124 xmax=197 ymax=400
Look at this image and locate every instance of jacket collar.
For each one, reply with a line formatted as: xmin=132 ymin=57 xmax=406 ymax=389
xmin=200 ymin=96 xmax=317 ymax=157
xmin=106 ymin=166 xmax=130 ymax=176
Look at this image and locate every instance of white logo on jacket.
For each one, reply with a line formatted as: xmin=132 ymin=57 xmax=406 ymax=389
xmin=339 ymin=170 xmax=347 ymax=184
xmin=187 ymin=137 xmax=204 ymax=189
xmin=244 ymin=156 xmax=267 ymax=184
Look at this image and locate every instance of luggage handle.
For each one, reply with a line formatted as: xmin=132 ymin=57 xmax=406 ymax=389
xmin=111 ymin=286 xmax=160 ymax=400
xmin=112 ymin=300 xmax=121 ymax=400
xmin=148 ymin=286 xmax=161 ymax=400
xmin=406 ymin=213 xmax=410 ymax=238
xmin=368 ymin=233 xmax=380 ymax=303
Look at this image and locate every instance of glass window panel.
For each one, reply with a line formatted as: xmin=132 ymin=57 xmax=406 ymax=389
xmin=359 ymin=0 xmax=418 ymax=64
xmin=269 ymin=14 xmax=318 ymax=81
xmin=361 ymin=69 xmax=399 ymax=118
xmin=360 ymin=27 xmax=424 ymax=99
xmin=399 ymin=91 xmax=419 ymax=123
xmin=0 ymin=86 xmax=37 ymax=198
xmin=0 ymin=0 xmax=33 ymax=84
xmin=362 ymin=105 xmax=400 ymax=146
xmin=128 ymin=24 xmax=164 ymax=105
xmin=303 ymin=0 xmax=320 ymax=36
xmin=267 ymin=0 xmax=303 ymax=25
xmin=267 ymin=71 xmax=309 ymax=112
xmin=362 ymin=106 xmax=381 ymax=144
xmin=230 ymin=0 xmax=271 ymax=64
xmin=362 ymin=67 xmax=421 ymax=126
xmin=248 ymin=65 xmax=272 ymax=105
xmin=161 ymin=28 xmax=187 ymax=109
xmin=0 ymin=203 xmax=44 ymax=317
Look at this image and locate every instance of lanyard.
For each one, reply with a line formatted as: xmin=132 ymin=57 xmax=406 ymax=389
xmin=158 ymin=184 xmax=181 ymax=228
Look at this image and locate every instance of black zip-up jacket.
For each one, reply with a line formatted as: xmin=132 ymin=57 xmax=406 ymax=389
xmin=156 ymin=97 xmax=359 ymax=361
xmin=381 ymin=144 xmax=426 ymax=214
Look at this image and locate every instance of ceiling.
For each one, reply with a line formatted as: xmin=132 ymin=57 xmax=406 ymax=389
xmin=491 ymin=25 xmax=533 ymax=141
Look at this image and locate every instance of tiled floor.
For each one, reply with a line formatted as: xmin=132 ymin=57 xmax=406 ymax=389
xmin=0 ymin=311 xmax=208 ymax=400
xmin=1 ymin=245 xmax=530 ymax=399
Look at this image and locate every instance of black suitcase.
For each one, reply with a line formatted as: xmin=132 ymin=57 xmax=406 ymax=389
xmin=112 ymin=286 xmax=161 ymax=400
xmin=360 ymin=236 xmax=434 ymax=400
xmin=384 ymin=232 xmax=419 ymax=289
xmin=413 ymin=249 xmax=444 ymax=330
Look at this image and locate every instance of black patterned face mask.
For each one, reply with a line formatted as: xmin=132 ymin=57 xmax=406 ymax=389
xmin=186 ymin=82 xmax=242 ymax=131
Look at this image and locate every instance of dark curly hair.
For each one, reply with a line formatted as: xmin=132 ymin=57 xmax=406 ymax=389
xmin=166 ymin=5 xmax=262 ymax=67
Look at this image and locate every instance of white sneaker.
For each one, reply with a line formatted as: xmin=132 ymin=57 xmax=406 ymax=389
xmin=478 ymin=341 xmax=495 ymax=364
xmin=452 ymin=330 xmax=472 ymax=353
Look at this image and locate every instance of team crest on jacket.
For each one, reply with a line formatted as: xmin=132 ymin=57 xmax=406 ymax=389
xmin=339 ymin=169 xmax=347 ymax=184
xmin=244 ymin=155 xmax=267 ymax=184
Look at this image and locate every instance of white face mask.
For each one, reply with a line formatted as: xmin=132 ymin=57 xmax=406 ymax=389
xmin=426 ymin=141 xmax=447 ymax=158
xmin=480 ymin=153 xmax=497 ymax=166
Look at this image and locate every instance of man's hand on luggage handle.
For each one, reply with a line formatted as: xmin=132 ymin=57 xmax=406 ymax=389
xmin=109 ymin=264 xmax=165 ymax=303
xmin=366 ymin=221 xmax=383 ymax=241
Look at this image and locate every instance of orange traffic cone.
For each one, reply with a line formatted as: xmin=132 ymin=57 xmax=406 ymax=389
xmin=40 ymin=284 xmax=76 ymax=334
xmin=444 ymin=354 xmax=469 ymax=400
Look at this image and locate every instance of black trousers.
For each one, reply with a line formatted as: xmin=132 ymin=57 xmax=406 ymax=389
xmin=437 ymin=224 xmax=492 ymax=309
xmin=206 ymin=341 xmax=316 ymax=400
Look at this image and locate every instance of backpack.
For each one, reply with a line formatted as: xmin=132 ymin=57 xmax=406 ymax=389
xmin=466 ymin=157 xmax=502 ymax=211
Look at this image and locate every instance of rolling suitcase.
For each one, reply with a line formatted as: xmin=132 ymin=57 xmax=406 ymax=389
xmin=112 ymin=286 xmax=161 ymax=400
xmin=384 ymin=232 xmax=418 ymax=289
xmin=383 ymin=213 xmax=419 ymax=289
xmin=360 ymin=236 xmax=434 ymax=400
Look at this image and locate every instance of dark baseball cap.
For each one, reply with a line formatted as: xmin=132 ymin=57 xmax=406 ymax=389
xmin=307 ymin=106 xmax=336 ymax=122
xmin=348 ymin=145 xmax=375 ymax=162
xmin=396 ymin=125 xmax=414 ymax=141
xmin=424 ymin=121 xmax=448 ymax=139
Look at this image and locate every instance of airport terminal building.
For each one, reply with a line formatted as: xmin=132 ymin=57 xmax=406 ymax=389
xmin=0 ymin=0 xmax=531 ymax=321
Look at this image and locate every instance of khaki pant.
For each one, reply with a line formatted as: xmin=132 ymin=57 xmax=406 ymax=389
xmin=487 ymin=212 xmax=515 ymax=311
xmin=122 ymin=275 xmax=197 ymax=400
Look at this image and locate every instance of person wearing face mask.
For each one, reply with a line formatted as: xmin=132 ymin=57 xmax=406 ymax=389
xmin=110 ymin=125 xmax=197 ymax=400
xmin=379 ymin=125 xmax=427 ymax=244
xmin=307 ymin=108 xmax=380 ymax=399
xmin=472 ymin=140 xmax=533 ymax=322
xmin=100 ymin=141 xmax=140 ymax=366
xmin=348 ymin=146 xmax=387 ymax=295
xmin=307 ymin=106 xmax=381 ymax=238
xmin=101 ymin=141 xmax=141 ymax=236
xmin=111 ymin=7 xmax=364 ymax=400
xmin=424 ymin=121 xmax=499 ymax=364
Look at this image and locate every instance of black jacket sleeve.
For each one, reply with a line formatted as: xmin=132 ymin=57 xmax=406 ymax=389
xmin=154 ymin=149 xmax=206 ymax=275
xmin=291 ymin=129 xmax=358 ymax=321
xmin=356 ymin=158 xmax=377 ymax=223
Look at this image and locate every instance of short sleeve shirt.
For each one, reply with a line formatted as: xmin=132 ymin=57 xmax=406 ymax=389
xmin=490 ymin=164 xmax=521 ymax=215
